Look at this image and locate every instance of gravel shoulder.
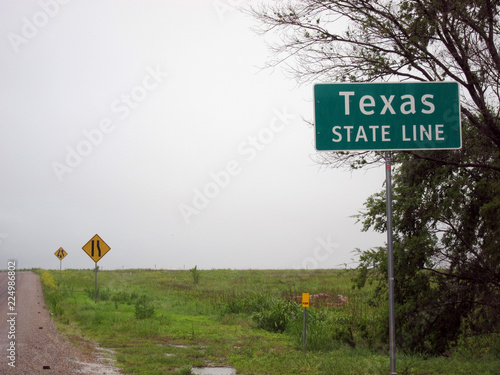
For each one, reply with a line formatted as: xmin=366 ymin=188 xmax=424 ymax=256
xmin=1 ymin=271 xmax=122 ymax=374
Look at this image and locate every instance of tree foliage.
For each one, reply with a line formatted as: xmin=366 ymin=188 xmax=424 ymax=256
xmin=355 ymin=134 xmax=500 ymax=354
xmin=251 ymin=0 xmax=500 ymax=354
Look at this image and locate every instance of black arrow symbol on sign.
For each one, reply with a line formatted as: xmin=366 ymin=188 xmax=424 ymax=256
xmin=91 ymin=240 xmax=101 ymax=257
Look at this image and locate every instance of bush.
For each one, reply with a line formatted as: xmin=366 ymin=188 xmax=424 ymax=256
xmin=251 ymin=296 xmax=300 ymax=333
xmin=219 ymin=293 xmax=300 ymax=333
xmin=85 ymin=287 xmax=111 ymax=301
xmin=190 ymin=266 xmax=200 ymax=284
xmin=112 ymin=291 xmax=131 ymax=304
xmin=220 ymin=293 xmax=262 ymax=315
xmin=99 ymin=288 xmax=111 ymax=301
xmin=135 ymin=295 xmax=155 ymax=319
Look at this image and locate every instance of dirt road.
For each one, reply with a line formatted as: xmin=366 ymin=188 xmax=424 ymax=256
xmin=0 ymin=270 xmax=121 ymax=374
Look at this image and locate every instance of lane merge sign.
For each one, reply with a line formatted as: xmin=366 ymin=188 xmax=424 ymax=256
xmin=54 ymin=247 xmax=67 ymax=260
xmin=314 ymin=81 xmax=461 ymax=151
xmin=82 ymin=234 xmax=111 ymax=263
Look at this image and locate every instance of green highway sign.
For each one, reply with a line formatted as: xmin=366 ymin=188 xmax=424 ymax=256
xmin=314 ymin=82 xmax=461 ymax=151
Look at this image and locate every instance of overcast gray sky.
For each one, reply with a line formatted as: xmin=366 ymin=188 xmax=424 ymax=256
xmin=0 ymin=0 xmax=386 ymax=270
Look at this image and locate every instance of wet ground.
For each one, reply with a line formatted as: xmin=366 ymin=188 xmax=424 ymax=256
xmin=191 ymin=367 xmax=237 ymax=375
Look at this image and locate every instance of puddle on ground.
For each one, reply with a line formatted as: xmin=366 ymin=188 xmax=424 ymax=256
xmin=72 ymin=360 xmax=121 ymax=375
xmin=72 ymin=346 xmax=120 ymax=374
xmin=191 ymin=367 xmax=237 ymax=375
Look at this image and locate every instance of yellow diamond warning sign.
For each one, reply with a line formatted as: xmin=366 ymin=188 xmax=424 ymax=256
xmin=82 ymin=234 xmax=110 ymax=263
xmin=54 ymin=247 xmax=67 ymax=260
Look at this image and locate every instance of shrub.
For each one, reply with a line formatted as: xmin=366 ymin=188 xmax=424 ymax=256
xmin=251 ymin=297 xmax=300 ymax=333
xmin=112 ymin=291 xmax=131 ymax=304
xmin=190 ymin=266 xmax=200 ymax=284
xmin=99 ymin=288 xmax=111 ymax=301
xmin=85 ymin=287 xmax=111 ymax=301
xmin=135 ymin=295 xmax=155 ymax=319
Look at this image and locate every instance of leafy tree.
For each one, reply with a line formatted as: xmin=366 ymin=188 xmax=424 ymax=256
xmin=251 ymin=0 xmax=500 ymax=354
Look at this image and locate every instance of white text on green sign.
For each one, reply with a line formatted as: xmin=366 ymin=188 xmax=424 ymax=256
xmin=314 ymin=82 xmax=461 ymax=151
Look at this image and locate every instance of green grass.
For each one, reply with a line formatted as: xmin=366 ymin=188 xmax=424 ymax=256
xmin=35 ymin=268 xmax=500 ymax=375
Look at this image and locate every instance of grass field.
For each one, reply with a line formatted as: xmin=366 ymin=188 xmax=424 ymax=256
xmin=36 ymin=268 xmax=500 ymax=375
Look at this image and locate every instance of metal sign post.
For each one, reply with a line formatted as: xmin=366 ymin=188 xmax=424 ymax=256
xmin=303 ymin=307 xmax=307 ymax=352
xmin=302 ymin=293 xmax=309 ymax=352
xmin=385 ymin=152 xmax=396 ymax=375
xmin=94 ymin=262 xmax=98 ymax=304
xmin=82 ymin=234 xmax=111 ymax=304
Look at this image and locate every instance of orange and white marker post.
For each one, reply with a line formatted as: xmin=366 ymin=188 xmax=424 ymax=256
xmin=302 ymin=293 xmax=309 ymax=352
